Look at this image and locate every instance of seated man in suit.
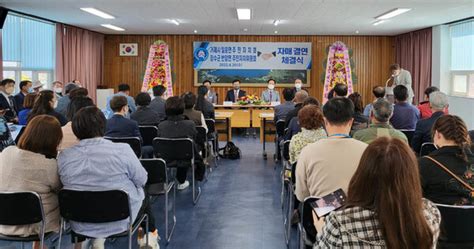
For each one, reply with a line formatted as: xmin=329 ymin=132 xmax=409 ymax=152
xmin=14 ymin=80 xmax=32 ymax=111
xmin=157 ymin=96 xmax=206 ymax=190
xmin=0 ymin=79 xmax=18 ymax=123
xmin=225 ymin=79 xmax=246 ymax=102
xmin=411 ymin=91 xmax=448 ymax=153
xmin=261 ymin=79 xmax=280 ymax=103
xmin=149 ymin=85 xmax=167 ymax=122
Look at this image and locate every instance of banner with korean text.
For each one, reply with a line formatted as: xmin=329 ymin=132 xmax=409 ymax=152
xmin=193 ymin=42 xmax=312 ymax=86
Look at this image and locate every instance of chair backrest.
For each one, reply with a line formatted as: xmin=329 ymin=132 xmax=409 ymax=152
xmin=58 ymin=189 xmax=130 ymax=223
xmin=205 ymin=119 xmax=216 ymax=134
xmin=276 ymin=120 xmax=286 ymax=137
xmin=104 ymin=136 xmax=142 ymax=158
xmin=282 ymin=140 xmax=291 ymax=161
xmin=436 ymin=203 xmax=474 ymax=243
xmin=140 ymin=158 xmax=167 ymax=185
xmin=153 ymin=137 xmax=194 ymax=161
xmin=195 ymin=126 xmax=207 ymax=146
xmin=0 ymin=191 xmax=43 ymax=225
xmin=301 ymin=196 xmax=318 ymax=244
xmin=399 ymin=129 xmax=415 ymax=145
xmin=139 ymin=126 xmax=158 ymax=146
xmin=420 ymin=142 xmax=437 ymax=156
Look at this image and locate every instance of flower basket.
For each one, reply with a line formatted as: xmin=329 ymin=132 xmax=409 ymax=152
xmin=237 ymin=95 xmax=265 ymax=105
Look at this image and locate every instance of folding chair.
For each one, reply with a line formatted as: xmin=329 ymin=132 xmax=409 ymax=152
xmin=140 ymin=158 xmax=176 ymax=243
xmin=139 ymin=126 xmax=159 ymax=147
xmin=298 ymin=196 xmax=318 ymax=249
xmin=435 ymin=203 xmax=474 ymax=249
xmin=153 ymin=137 xmax=202 ymax=205
xmin=196 ymin=126 xmax=212 ymax=175
xmin=104 ymin=136 xmax=142 ymax=158
xmin=205 ymin=119 xmax=219 ymax=167
xmin=57 ymin=189 xmax=149 ymax=249
xmin=420 ymin=142 xmax=437 ymax=156
xmin=274 ymin=119 xmax=286 ymax=162
xmin=0 ymin=191 xmax=54 ymax=249
xmin=279 ymin=140 xmax=294 ymax=245
xmin=399 ymin=129 xmax=415 ymax=145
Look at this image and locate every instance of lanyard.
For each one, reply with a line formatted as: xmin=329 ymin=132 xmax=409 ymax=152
xmin=328 ymin=133 xmax=351 ymax=138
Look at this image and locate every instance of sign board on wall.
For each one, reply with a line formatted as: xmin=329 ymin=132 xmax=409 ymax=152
xmin=193 ymin=42 xmax=312 ymax=86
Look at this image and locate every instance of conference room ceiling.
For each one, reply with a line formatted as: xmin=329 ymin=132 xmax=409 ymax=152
xmin=1 ymin=0 xmax=472 ymax=35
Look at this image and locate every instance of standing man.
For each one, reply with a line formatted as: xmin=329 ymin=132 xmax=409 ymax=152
xmin=261 ymin=79 xmax=280 ymax=103
xmin=386 ymin=64 xmax=413 ymax=103
xmin=14 ymin=80 xmax=32 ymax=111
xmin=0 ymin=79 xmax=18 ymax=123
xmin=225 ymin=79 xmax=246 ymax=102
xmin=202 ymin=80 xmax=217 ymax=104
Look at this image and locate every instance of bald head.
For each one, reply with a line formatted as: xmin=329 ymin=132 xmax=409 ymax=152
xmin=294 ymin=90 xmax=308 ymax=103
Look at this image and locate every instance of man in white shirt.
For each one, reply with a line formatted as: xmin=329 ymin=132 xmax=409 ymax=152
xmin=386 ymin=64 xmax=413 ymax=103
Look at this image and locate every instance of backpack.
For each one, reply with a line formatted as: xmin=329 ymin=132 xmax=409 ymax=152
xmin=219 ymin=141 xmax=241 ymax=160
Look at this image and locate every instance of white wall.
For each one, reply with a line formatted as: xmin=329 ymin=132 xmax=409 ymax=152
xmin=432 ymin=25 xmax=474 ymax=130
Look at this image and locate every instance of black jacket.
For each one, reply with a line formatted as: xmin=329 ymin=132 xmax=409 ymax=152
xmin=411 ymin=111 xmax=444 ymax=153
xmin=0 ymin=93 xmax=17 ymax=122
xmin=284 ymin=103 xmax=303 ymax=128
xmin=419 ymin=146 xmax=474 ymax=205
xmin=130 ymin=106 xmax=161 ymax=125
xmin=225 ymin=89 xmax=247 ymax=102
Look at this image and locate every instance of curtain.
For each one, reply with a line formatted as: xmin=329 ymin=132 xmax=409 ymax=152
xmin=394 ymin=28 xmax=432 ymax=104
xmin=56 ymin=24 xmax=104 ymax=101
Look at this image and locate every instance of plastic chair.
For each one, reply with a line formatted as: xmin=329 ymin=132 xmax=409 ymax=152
xmin=435 ymin=203 xmax=474 ymax=249
xmin=205 ymin=119 xmax=220 ymax=167
xmin=298 ymin=196 xmax=318 ymax=249
xmin=420 ymin=142 xmax=437 ymax=156
xmin=139 ymin=126 xmax=158 ymax=146
xmin=104 ymin=136 xmax=142 ymax=158
xmin=57 ymin=189 xmax=149 ymax=249
xmin=0 ymin=191 xmax=54 ymax=249
xmin=140 ymin=158 xmax=176 ymax=243
xmin=153 ymin=137 xmax=201 ymax=205
xmin=274 ymin=119 xmax=286 ymax=162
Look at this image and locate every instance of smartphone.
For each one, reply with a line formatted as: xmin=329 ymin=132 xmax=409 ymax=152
xmin=310 ymin=188 xmax=346 ymax=218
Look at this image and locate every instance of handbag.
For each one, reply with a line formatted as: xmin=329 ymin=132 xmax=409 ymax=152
xmin=424 ymin=156 xmax=474 ymax=198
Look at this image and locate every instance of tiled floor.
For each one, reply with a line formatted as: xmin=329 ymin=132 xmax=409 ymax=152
xmin=1 ymin=134 xmax=296 ymax=249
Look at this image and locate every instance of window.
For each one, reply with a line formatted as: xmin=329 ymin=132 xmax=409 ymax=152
xmin=2 ymin=13 xmax=55 ymax=93
xmin=449 ymin=20 xmax=474 ymax=98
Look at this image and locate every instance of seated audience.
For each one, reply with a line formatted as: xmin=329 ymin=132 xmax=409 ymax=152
xmin=131 ymin=92 xmax=161 ymax=125
xmin=470 ymin=130 xmax=474 ymax=142
xmin=348 ymin=92 xmax=369 ymax=133
xmin=202 ymin=80 xmax=217 ymax=104
xmin=363 ymin=86 xmax=385 ymax=117
xmin=68 ymin=87 xmax=89 ymax=99
xmin=225 ymin=79 xmax=246 ymax=102
xmin=353 ymin=98 xmax=408 ymax=144
xmin=390 ymin=85 xmax=420 ymax=130
xmin=0 ymin=115 xmax=62 ymax=242
xmin=418 ymin=86 xmax=449 ymax=119
xmin=327 ymin=88 xmax=335 ymax=100
xmin=28 ymin=90 xmax=68 ymax=126
xmin=0 ymin=106 xmax=14 ymax=151
xmin=419 ymin=115 xmax=473 ymax=205
xmin=149 ymin=85 xmax=167 ymax=121
xmin=157 ymin=96 xmax=206 ymax=190
xmin=105 ymin=84 xmax=137 ymax=119
xmin=18 ymin=93 xmax=37 ymax=125
xmin=274 ymin=88 xmax=295 ymax=122
xmin=52 ymin=81 xmax=64 ymax=99
xmin=14 ymin=80 xmax=32 ymax=111
xmin=55 ymin=82 xmax=78 ymax=117
xmin=411 ymin=91 xmax=449 ymax=153
xmin=58 ymin=107 xmax=159 ymax=248
xmin=333 ymin=83 xmax=348 ymax=98
xmin=261 ymin=79 xmax=280 ymax=103
xmin=293 ymin=78 xmax=304 ymax=93
xmin=105 ymin=95 xmax=141 ymax=139
xmin=0 ymin=78 xmax=18 ymax=122
xmin=181 ymin=92 xmax=208 ymax=132
xmin=195 ymin=85 xmax=215 ymax=119
xmin=314 ymin=137 xmax=440 ymax=248
xmin=60 ymin=96 xmax=94 ymax=151
xmin=285 ymin=97 xmax=320 ymax=140
xmin=284 ymin=90 xmax=308 ymax=127
xmin=289 ymin=105 xmax=327 ymax=165
xmin=296 ymin=97 xmax=368 ymax=202
xmin=31 ymin=81 xmax=43 ymax=93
